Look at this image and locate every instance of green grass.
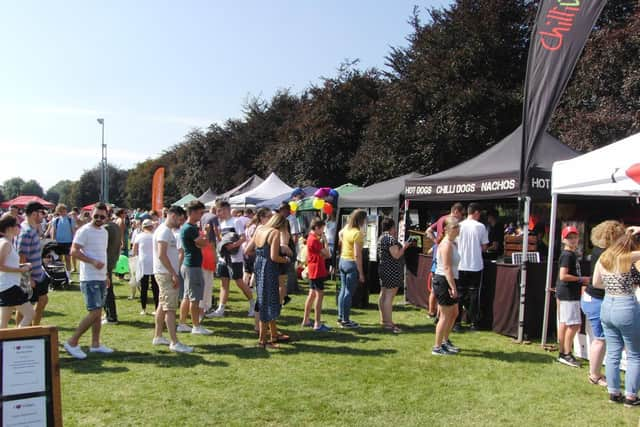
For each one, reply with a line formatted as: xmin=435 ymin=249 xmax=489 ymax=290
xmin=45 ymin=276 xmax=638 ymax=426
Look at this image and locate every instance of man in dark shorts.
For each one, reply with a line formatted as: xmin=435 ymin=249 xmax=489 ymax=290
xmin=51 ymin=203 xmax=76 ymax=275
xmin=17 ymin=201 xmax=49 ymax=325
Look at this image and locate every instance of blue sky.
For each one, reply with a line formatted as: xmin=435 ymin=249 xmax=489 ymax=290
xmin=0 ymin=1 xmax=450 ymax=190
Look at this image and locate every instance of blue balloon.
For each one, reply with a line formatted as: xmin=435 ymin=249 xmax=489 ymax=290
xmin=329 ymin=189 xmax=339 ymax=199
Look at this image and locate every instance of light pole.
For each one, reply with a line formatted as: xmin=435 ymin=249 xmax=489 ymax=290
xmin=97 ymin=118 xmax=108 ymax=203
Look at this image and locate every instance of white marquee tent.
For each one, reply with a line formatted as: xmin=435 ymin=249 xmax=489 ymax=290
xmin=228 ymin=172 xmax=293 ymax=206
xmin=541 ymin=131 xmax=640 ymax=346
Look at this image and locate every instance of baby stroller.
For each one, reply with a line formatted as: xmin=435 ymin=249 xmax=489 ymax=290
xmin=41 ymin=240 xmax=70 ymax=290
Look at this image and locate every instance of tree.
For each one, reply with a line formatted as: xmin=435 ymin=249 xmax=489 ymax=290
xmin=20 ymin=180 xmax=44 ymax=198
xmin=0 ymin=187 xmax=4 ymax=203
xmin=550 ymin=3 xmax=640 ymax=150
xmin=350 ymin=0 xmax=532 ymax=183
xmin=71 ymin=164 xmax=128 ymax=207
xmin=45 ymin=180 xmax=74 ymax=207
xmin=2 ymin=177 xmax=25 ymax=199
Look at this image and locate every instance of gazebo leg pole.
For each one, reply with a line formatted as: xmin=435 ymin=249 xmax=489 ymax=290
xmin=516 ymin=196 xmax=531 ymax=343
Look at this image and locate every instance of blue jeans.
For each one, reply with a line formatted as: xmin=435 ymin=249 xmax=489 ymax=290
xmin=338 ymin=259 xmax=358 ymax=322
xmin=80 ymin=280 xmax=107 ymax=311
xmin=580 ymin=293 xmax=604 ymax=339
xmin=600 ymin=295 xmax=640 ymax=396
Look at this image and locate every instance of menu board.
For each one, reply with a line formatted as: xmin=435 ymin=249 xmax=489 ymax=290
xmin=0 ymin=327 xmax=61 ymax=427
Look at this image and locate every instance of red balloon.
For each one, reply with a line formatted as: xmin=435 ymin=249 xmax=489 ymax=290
xmin=322 ymin=203 xmax=333 ymax=215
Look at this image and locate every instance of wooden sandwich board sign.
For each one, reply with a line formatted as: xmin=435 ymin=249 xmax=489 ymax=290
xmin=0 ymin=326 xmax=62 ymax=426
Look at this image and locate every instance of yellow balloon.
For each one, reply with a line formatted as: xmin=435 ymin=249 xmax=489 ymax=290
xmin=312 ymin=197 xmax=325 ymax=210
xmin=289 ymin=201 xmax=298 ymax=212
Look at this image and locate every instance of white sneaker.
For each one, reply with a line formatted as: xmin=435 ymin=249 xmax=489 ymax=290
xmin=170 ymin=342 xmax=193 ymax=353
xmin=151 ymin=311 xmax=156 ymax=316
xmin=63 ymin=342 xmax=87 ymax=360
xmin=210 ymin=308 xmax=225 ymax=318
xmin=101 ymin=319 xmax=118 ymax=325
xmin=89 ymin=345 xmax=114 ymax=354
xmin=247 ymin=308 xmax=255 ymax=317
xmin=177 ymin=324 xmax=192 ymax=333
xmin=140 ymin=310 xmax=147 ymax=315
xmin=191 ymin=325 xmax=213 ymax=335
xmin=152 ymin=336 xmax=170 ymax=346
xmin=204 ymin=310 xmax=219 ymax=318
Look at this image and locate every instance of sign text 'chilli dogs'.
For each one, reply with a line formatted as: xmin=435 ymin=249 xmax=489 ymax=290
xmin=405 ymin=179 xmax=517 ymax=197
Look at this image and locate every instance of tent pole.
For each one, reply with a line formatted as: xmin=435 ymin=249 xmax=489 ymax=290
xmin=401 ymin=200 xmax=409 ymax=305
xmin=541 ymin=193 xmax=558 ymax=347
xmin=517 ymin=196 xmax=531 ymax=342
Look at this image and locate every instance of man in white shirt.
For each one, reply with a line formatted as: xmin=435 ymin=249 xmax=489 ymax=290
xmin=152 ymin=206 xmax=192 ymax=353
xmin=456 ymin=202 xmax=488 ymax=331
xmin=211 ymin=200 xmax=254 ymax=317
xmin=64 ymin=203 xmax=114 ymax=359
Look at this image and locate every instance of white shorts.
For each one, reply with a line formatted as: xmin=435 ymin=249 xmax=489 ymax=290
xmin=559 ymin=300 xmax=581 ymax=326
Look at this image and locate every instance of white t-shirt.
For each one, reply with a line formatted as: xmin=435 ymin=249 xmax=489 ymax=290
xmin=457 ymin=218 xmax=489 ymax=272
xmin=73 ymin=223 xmax=108 ymax=281
xmin=325 ymin=220 xmax=337 ymax=245
xmin=219 ymin=218 xmax=245 ymax=263
xmin=153 ymin=224 xmax=180 ymax=275
xmin=134 ymin=231 xmax=154 ymax=275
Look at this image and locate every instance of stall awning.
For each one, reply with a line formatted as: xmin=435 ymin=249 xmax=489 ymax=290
xmin=404 ymin=126 xmax=579 ymax=201
xmin=552 ymin=132 xmax=640 ymax=197
xmin=339 ymin=172 xmax=424 ymax=208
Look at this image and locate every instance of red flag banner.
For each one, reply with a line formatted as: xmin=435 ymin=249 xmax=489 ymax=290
xmin=520 ymin=0 xmax=607 ymax=193
xmin=151 ymin=167 xmax=165 ymax=213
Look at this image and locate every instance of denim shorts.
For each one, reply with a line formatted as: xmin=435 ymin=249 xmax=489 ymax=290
xmin=581 ymin=293 xmax=604 ymax=339
xmin=80 ymin=280 xmax=107 ymax=311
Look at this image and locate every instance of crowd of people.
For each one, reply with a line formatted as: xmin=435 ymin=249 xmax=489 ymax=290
xmin=1 ymin=198 xmax=639 ymax=408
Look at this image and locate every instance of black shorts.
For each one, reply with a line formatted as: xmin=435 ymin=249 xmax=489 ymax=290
xmin=54 ymin=242 xmax=72 ymax=256
xmin=0 ymin=285 xmax=29 ymax=307
xmin=309 ymin=277 xmax=326 ymax=291
xmin=216 ymin=261 xmax=243 ymax=280
xmin=30 ymin=276 xmax=50 ymax=303
xmin=432 ymin=274 xmax=458 ymax=307
xmin=243 ymin=256 xmax=255 ymax=274
xmin=279 ymin=261 xmax=290 ymax=276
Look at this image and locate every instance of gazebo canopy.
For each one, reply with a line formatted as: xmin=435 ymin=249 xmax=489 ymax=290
xmin=172 ymin=194 xmax=197 ymax=207
xmin=0 ymin=195 xmax=54 ymax=209
xmin=198 ymin=188 xmax=217 ymax=204
xmin=228 ymin=173 xmax=293 ymax=206
xmin=404 ymin=125 xmax=579 ymax=201
xmin=214 ymin=175 xmax=264 ymax=203
xmin=339 ymin=172 xmax=424 ymax=209
xmin=256 ymin=186 xmax=318 ymax=210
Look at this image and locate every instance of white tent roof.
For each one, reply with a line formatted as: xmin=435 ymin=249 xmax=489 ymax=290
xmin=228 ymin=172 xmax=293 ymax=205
xmin=552 ymin=132 xmax=640 ymax=197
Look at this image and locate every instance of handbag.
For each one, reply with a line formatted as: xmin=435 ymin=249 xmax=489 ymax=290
xmin=19 ymin=271 xmax=33 ymax=300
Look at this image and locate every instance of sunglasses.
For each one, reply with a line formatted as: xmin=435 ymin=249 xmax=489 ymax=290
xmin=93 ymin=214 xmax=107 ymax=220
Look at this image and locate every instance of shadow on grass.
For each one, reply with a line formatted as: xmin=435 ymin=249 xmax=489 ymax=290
xmin=59 ymin=349 xmax=228 ymax=373
xmin=458 ymin=348 xmax=552 ymax=364
xmin=197 ymin=342 xmax=397 ymax=359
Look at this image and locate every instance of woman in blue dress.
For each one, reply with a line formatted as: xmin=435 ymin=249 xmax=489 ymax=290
xmin=245 ymin=213 xmax=291 ymax=348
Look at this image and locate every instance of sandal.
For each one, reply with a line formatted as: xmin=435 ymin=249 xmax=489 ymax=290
xmin=266 ymin=341 xmax=280 ymax=349
xmin=383 ymin=324 xmax=402 ymax=334
xmin=256 ymin=341 xmax=266 ymax=349
xmin=275 ymin=333 xmax=291 ymax=343
xmin=589 ymin=375 xmax=607 ymax=387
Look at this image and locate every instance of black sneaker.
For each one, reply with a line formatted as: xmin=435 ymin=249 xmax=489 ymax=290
xmin=557 ymin=353 xmax=580 ymax=368
xmin=431 ymin=345 xmax=453 ymax=356
xmin=452 ymin=324 xmax=464 ymax=333
xmin=283 ymin=295 xmax=292 ymax=306
xmin=610 ymin=393 xmax=624 ymax=404
xmin=624 ymin=397 xmax=640 ymax=408
xmin=341 ymin=320 xmax=360 ymax=329
xmin=442 ymin=339 xmax=460 ymax=354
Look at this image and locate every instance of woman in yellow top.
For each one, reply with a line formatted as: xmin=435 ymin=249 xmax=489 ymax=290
xmin=338 ymin=209 xmax=367 ymax=328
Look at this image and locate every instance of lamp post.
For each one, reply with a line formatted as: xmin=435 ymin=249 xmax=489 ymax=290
xmin=97 ymin=118 xmax=108 ymax=203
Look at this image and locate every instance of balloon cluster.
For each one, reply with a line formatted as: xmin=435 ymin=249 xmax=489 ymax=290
xmin=312 ymin=187 xmax=338 ymax=215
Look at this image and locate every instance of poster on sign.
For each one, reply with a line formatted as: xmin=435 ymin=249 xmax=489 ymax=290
xmin=2 ymin=339 xmax=46 ymax=396
xmin=3 ymin=396 xmax=47 ymax=427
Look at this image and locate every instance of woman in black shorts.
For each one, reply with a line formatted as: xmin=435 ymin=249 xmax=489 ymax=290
xmin=0 ymin=214 xmax=35 ymax=328
xmin=431 ymin=215 xmax=460 ymax=355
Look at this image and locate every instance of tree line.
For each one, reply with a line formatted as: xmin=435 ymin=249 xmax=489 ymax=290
xmin=3 ymin=0 xmax=638 ymax=209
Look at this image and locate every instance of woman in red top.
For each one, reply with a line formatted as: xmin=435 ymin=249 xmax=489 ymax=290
xmin=302 ymin=218 xmax=332 ymax=332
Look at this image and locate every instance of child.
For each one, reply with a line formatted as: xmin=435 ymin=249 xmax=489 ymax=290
xmin=556 ymin=225 xmax=589 ymax=368
xmin=302 ymin=218 xmax=332 ymax=332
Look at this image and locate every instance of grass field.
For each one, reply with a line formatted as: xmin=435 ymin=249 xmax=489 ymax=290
xmin=45 ymin=276 xmax=638 ymax=426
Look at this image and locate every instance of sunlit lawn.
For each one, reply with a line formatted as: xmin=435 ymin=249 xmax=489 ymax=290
xmin=44 ymin=276 xmax=638 ymax=426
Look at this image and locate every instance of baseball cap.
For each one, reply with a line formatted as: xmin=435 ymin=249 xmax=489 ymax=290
xmin=561 ymin=226 xmax=579 ymax=239
xmin=142 ymin=219 xmax=154 ymax=228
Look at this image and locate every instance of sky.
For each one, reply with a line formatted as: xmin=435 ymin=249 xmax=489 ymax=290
xmin=0 ymin=0 xmax=450 ymax=191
